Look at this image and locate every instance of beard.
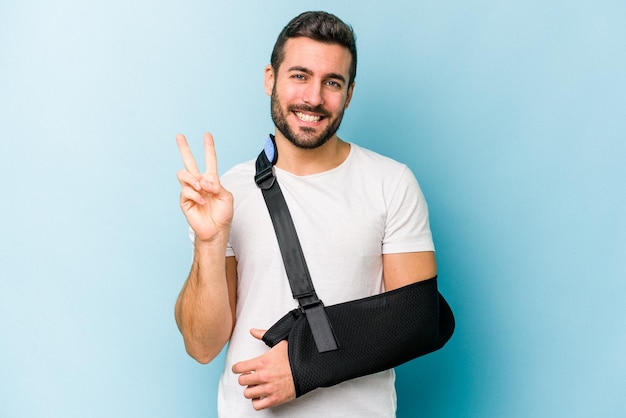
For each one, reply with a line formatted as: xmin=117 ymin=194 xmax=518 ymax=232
xmin=270 ymin=85 xmax=346 ymax=150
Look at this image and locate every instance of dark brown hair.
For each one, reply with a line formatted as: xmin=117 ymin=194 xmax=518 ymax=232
xmin=270 ymin=11 xmax=357 ymax=86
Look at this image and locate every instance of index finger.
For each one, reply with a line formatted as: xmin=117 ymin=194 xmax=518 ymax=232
xmin=176 ymin=133 xmax=201 ymax=175
xmin=232 ymin=356 xmax=260 ymax=375
xmin=203 ymin=132 xmax=219 ymax=181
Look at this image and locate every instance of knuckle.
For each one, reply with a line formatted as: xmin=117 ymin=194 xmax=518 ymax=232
xmin=256 ymin=370 xmax=270 ymax=382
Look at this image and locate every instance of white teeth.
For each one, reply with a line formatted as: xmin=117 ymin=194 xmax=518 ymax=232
xmin=295 ymin=112 xmax=321 ymax=122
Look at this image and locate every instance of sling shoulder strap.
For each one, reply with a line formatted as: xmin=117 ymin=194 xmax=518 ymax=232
xmin=254 ymin=135 xmax=339 ymax=353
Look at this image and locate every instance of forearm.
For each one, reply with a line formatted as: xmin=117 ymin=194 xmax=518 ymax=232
xmin=175 ymin=235 xmax=234 ymax=363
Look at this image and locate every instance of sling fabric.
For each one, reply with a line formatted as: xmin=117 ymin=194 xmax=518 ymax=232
xmin=263 ymin=277 xmax=455 ymax=396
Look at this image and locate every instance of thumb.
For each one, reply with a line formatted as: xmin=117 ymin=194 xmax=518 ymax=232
xmin=250 ymin=328 xmax=267 ymax=340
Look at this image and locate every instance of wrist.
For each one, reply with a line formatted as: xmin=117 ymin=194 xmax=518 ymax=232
xmin=194 ymin=229 xmax=229 ymax=251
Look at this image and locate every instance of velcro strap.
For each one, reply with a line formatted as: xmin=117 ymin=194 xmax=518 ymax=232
xmin=301 ymin=300 xmax=339 ymax=353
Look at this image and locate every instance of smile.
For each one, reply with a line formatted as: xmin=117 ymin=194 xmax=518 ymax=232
xmin=295 ymin=111 xmax=322 ymax=123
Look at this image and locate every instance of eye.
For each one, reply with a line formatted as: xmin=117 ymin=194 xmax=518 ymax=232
xmin=292 ymin=73 xmax=306 ymax=80
xmin=326 ymin=80 xmax=342 ymax=89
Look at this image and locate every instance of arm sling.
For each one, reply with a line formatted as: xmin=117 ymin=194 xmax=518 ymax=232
xmin=255 ymin=135 xmax=455 ymax=397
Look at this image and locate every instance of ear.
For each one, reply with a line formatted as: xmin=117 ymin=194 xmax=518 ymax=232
xmin=264 ymin=64 xmax=275 ymax=96
xmin=344 ymin=82 xmax=355 ymax=109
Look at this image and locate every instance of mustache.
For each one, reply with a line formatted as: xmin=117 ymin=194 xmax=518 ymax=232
xmin=288 ymin=104 xmax=330 ymax=117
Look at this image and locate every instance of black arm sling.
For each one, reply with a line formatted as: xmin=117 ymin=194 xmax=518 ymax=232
xmin=255 ymin=135 xmax=455 ymax=397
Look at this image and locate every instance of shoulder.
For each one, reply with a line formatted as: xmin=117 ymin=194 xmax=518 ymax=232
xmin=349 ymin=143 xmax=410 ymax=172
xmin=347 ymin=143 xmax=416 ymax=186
xmin=346 ymin=144 xmax=427 ymax=211
xmin=220 ymin=159 xmax=256 ymax=190
xmin=219 ymin=159 xmax=264 ymax=210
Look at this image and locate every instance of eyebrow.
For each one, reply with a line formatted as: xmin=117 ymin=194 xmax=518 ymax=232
xmin=287 ymin=66 xmax=346 ymax=84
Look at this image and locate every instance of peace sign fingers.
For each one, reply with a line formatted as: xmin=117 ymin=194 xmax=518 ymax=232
xmin=175 ymin=132 xmax=234 ymax=243
xmin=176 ymin=133 xmax=202 ymax=176
xmin=203 ymin=132 xmax=220 ymax=184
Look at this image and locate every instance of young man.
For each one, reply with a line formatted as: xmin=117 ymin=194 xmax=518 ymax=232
xmin=175 ymin=11 xmax=438 ymax=417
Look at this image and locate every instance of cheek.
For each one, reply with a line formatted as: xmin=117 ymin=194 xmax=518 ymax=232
xmin=276 ymin=83 xmax=301 ymax=102
xmin=326 ymin=94 xmax=349 ymax=112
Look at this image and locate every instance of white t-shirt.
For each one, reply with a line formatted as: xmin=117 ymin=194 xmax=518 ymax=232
xmin=216 ymin=143 xmax=434 ymax=417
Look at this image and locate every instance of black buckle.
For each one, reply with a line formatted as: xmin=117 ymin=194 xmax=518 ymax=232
xmin=254 ymin=166 xmax=275 ymax=189
xmin=299 ymin=298 xmax=324 ymax=314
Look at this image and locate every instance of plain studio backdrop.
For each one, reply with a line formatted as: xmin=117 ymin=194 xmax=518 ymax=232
xmin=1 ymin=1 xmax=624 ymax=417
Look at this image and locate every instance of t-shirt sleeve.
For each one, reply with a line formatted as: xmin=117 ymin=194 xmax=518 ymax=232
xmin=188 ymin=225 xmax=236 ymax=257
xmin=382 ymin=166 xmax=435 ymax=254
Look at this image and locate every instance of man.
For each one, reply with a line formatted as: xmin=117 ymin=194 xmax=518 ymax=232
xmin=175 ymin=11 xmax=438 ymax=417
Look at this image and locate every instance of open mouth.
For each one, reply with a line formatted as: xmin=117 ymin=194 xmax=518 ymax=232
xmin=294 ymin=111 xmax=323 ymax=123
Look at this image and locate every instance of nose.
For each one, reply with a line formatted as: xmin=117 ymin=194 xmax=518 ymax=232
xmin=302 ymin=82 xmax=324 ymax=107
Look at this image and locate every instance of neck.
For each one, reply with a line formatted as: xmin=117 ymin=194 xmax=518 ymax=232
xmin=273 ymin=133 xmax=350 ymax=176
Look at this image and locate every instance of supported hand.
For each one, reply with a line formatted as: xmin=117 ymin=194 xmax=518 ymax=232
xmin=232 ymin=329 xmax=296 ymax=410
xmin=176 ymin=133 xmax=233 ymax=243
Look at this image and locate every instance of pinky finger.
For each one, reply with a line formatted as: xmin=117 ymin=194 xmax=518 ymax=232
xmin=251 ymin=396 xmax=273 ymax=411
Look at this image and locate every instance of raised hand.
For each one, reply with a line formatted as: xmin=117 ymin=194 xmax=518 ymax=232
xmin=176 ymin=133 xmax=234 ymax=243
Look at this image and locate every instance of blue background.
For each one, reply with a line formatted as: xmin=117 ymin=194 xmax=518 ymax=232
xmin=1 ymin=1 xmax=624 ymax=417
